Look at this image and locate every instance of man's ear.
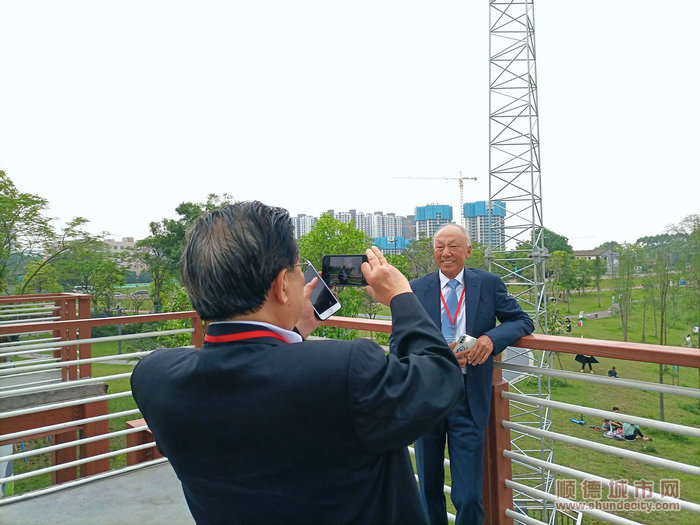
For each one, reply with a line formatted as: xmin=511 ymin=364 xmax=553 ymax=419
xmin=270 ymin=269 xmax=290 ymax=304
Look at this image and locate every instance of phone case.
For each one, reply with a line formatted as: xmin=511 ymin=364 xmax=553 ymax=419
xmin=454 ymin=334 xmax=477 ymax=353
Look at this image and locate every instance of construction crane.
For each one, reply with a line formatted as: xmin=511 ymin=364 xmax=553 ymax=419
xmin=393 ymin=171 xmax=477 ymax=226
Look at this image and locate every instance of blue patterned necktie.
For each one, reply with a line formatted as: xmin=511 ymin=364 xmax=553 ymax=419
xmin=441 ymin=279 xmax=460 ymax=343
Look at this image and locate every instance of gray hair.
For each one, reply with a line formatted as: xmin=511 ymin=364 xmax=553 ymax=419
xmin=180 ymin=201 xmax=298 ymax=321
xmin=433 ymin=223 xmax=471 ymax=247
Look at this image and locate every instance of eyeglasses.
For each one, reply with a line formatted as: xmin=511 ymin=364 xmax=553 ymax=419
xmin=294 ymin=259 xmax=311 ymax=273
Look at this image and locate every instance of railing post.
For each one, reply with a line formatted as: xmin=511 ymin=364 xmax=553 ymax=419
xmin=79 ymin=399 xmax=110 ymax=477
xmin=483 ymin=358 xmax=514 ymax=525
xmin=78 ymin=295 xmax=92 ymax=378
xmin=53 ymin=298 xmax=70 ymax=381
xmin=65 ymin=297 xmax=78 ymax=380
xmin=52 ymin=428 xmax=78 ymax=484
xmin=125 ymin=418 xmax=163 ymax=465
xmin=192 ymin=315 xmax=204 ymax=348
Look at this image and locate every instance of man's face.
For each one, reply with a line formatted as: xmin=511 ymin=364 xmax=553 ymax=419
xmin=434 ymin=225 xmax=471 ymax=279
xmin=289 ymin=261 xmax=307 ymax=325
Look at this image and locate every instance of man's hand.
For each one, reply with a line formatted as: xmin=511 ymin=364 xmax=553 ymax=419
xmin=455 ymin=335 xmax=494 ymax=366
xmin=447 ymin=340 xmax=468 ymax=367
xmin=295 ymin=277 xmax=321 ymax=339
xmin=361 ymin=246 xmax=412 ymax=306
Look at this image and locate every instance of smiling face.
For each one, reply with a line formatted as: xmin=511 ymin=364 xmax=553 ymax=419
xmin=433 ymin=225 xmax=471 ymax=279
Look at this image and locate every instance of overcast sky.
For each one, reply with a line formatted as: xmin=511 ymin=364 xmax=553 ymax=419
xmin=1 ymin=1 xmax=697 ymax=250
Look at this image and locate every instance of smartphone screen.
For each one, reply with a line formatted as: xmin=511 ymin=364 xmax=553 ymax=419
xmin=304 ymin=263 xmax=341 ymax=320
xmin=321 ymin=255 xmax=368 ymax=287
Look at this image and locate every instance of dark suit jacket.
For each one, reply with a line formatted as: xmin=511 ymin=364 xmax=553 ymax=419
xmin=131 ymin=292 xmax=464 ymax=525
xmin=401 ymin=268 xmax=534 ymax=428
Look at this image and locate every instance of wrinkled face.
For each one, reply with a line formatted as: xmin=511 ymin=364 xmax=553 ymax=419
xmin=434 ymin=225 xmax=471 ymax=279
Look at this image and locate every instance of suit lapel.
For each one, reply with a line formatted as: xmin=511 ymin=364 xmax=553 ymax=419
xmin=420 ymin=272 xmax=442 ymax=327
xmin=463 ymin=268 xmax=481 ymax=335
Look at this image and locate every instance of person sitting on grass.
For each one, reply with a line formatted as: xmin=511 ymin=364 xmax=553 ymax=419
xmin=602 ymin=419 xmax=624 ymax=440
xmin=609 ymin=407 xmax=623 ymax=431
xmin=623 ymin=422 xmax=651 ymax=441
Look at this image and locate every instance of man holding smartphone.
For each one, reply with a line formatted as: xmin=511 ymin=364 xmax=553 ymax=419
xmin=131 ymin=201 xmax=465 ymax=525
xmin=392 ymin=224 xmax=534 ymax=525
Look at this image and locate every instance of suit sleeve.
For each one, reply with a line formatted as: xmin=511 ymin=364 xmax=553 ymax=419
xmin=346 ymin=292 xmax=464 ymax=452
xmin=483 ymin=274 xmax=535 ymax=354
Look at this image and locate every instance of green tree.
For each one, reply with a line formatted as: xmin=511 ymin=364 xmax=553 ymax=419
xmin=385 ymin=254 xmax=411 ymax=278
xmin=0 ymin=171 xmax=106 ymax=296
xmin=0 ymin=170 xmax=52 ymax=292
xmin=468 ymin=242 xmax=487 ymax=270
xmin=131 ymin=229 xmax=175 ymax=313
xmin=297 ymin=214 xmax=371 ymax=339
xmin=612 ymin=244 xmax=644 ymax=342
xmin=597 ymin=241 xmax=621 ymax=252
xmin=54 ymin=240 xmax=127 ymax=313
xmin=146 ymin=193 xmax=235 ymax=275
xmin=549 ymin=251 xmax=577 ymax=312
xmin=573 ymin=258 xmax=592 ymax=295
xmin=401 ymin=238 xmax=436 ymax=280
xmin=540 ymin=227 xmax=573 ymax=253
xmin=669 ymin=214 xmax=700 ymax=344
xmin=17 ymin=260 xmax=62 ymax=294
xmin=297 ymin=213 xmax=371 ymax=270
xmin=640 ymin=275 xmax=657 ymax=343
xmin=16 ymin=217 xmax=102 ymax=295
xmin=591 ymin=256 xmax=605 ymax=307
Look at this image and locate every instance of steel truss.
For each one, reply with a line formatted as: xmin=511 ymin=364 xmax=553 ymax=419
xmin=488 ymin=1 xmax=556 ymax=523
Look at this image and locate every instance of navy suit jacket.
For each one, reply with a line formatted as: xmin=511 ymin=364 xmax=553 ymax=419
xmin=131 ymin=293 xmax=464 ymax=525
xmin=402 ymin=268 xmax=534 ymax=428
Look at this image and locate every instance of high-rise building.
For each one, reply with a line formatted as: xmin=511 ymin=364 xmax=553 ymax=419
xmin=414 ymin=204 xmax=453 ymax=240
xmin=292 ymin=208 xmax=414 ymax=252
xmin=293 ymin=214 xmax=317 ymax=239
xmin=402 ymin=215 xmax=415 ymax=240
xmin=463 ymin=201 xmax=506 ymax=246
xmin=373 ymin=236 xmax=411 ymax=255
xmin=332 ymin=210 xmax=407 ymax=240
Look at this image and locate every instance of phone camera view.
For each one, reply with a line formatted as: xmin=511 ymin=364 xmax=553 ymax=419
xmin=322 ymin=255 xmax=368 ymax=287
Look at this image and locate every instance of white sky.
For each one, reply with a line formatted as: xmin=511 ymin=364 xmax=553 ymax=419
xmin=1 ymin=1 xmax=697 ymax=250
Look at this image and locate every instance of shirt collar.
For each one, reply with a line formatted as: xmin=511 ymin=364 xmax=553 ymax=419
xmin=207 ymin=320 xmax=303 ymax=344
xmin=439 ymin=270 xmax=464 ymax=290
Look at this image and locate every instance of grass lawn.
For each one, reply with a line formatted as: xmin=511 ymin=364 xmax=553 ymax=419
xmin=512 ymin=358 xmax=699 ymax=524
xmin=464 ymin=285 xmax=698 ymax=524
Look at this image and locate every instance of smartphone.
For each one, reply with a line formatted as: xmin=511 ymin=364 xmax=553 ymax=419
xmin=321 ymin=255 xmax=368 ymax=287
xmin=304 ymin=263 xmax=341 ymax=320
xmin=454 ymin=334 xmax=477 ymax=354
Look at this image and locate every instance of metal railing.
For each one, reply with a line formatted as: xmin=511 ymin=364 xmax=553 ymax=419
xmin=0 ymin=294 xmax=698 ymax=525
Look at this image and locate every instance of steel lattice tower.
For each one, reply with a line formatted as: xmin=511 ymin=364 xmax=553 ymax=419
xmin=489 ymin=1 xmax=556 ymax=523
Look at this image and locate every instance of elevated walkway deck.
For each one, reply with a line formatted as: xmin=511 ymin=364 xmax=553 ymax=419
xmin=1 ymin=462 xmax=194 ymax=525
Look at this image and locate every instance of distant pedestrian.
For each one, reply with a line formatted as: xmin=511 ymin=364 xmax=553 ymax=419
xmin=575 ymin=354 xmax=599 ymax=373
xmin=686 ymin=334 xmax=692 ymax=348
xmin=566 ymin=319 xmax=572 ymax=333
xmin=608 ymin=366 xmax=617 ymax=377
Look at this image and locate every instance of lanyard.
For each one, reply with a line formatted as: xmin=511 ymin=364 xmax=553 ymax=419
xmin=204 ymin=330 xmax=289 ymax=344
xmin=440 ymin=286 xmax=465 ymax=336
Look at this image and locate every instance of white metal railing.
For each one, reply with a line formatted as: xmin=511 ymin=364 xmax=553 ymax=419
xmin=497 ymin=359 xmax=699 ymax=524
xmin=0 ymin=307 xmax=199 ymax=506
xmin=1 ymin=307 xmax=699 ymax=525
